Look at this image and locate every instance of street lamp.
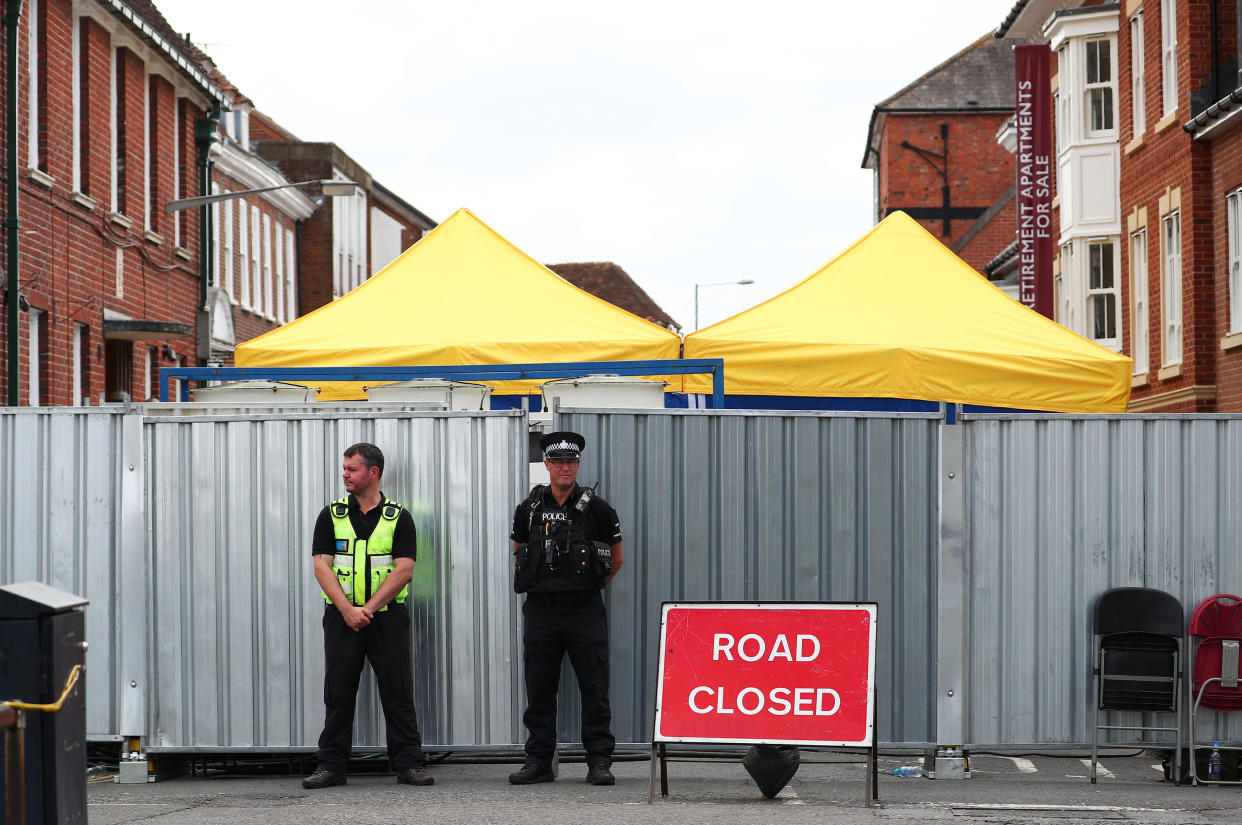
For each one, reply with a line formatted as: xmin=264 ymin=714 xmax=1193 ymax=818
xmin=164 ymin=178 xmax=358 ymax=213
xmin=694 ymin=279 xmax=754 ymax=330
xmin=168 ymin=175 xmax=357 ymax=360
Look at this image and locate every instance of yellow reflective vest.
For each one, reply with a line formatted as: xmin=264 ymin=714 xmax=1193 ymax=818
xmin=323 ymin=497 xmax=408 ymax=608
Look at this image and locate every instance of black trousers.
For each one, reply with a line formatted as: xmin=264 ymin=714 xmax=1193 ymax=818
xmin=315 ymin=602 xmax=425 ymax=771
xmin=521 ymin=590 xmax=614 ymax=768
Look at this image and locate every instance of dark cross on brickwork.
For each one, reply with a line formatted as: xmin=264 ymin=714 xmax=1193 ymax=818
xmin=886 ymin=123 xmax=987 ymax=237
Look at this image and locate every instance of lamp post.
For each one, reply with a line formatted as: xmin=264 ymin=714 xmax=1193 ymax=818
xmin=167 ymin=175 xmax=358 ymax=361
xmin=694 ymin=279 xmax=754 ymax=331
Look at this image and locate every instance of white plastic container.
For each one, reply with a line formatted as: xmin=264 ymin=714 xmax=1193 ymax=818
xmin=539 ymin=374 xmax=666 ymax=411
xmin=364 ymin=378 xmax=492 ymax=410
xmin=191 ymin=380 xmax=320 ymax=404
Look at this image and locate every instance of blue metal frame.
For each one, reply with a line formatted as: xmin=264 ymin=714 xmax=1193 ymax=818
xmin=159 ymin=359 xmax=726 ymax=408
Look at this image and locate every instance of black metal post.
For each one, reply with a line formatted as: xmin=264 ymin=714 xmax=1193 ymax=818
xmin=193 ymin=104 xmax=219 ymax=362
xmin=5 ymin=0 xmax=25 ymax=406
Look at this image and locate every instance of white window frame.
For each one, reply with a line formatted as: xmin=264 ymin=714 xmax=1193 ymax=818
xmin=1130 ymin=12 xmax=1146 ymax=136
xmin=1087 ymin=240 xmax=1119 ymax=345
xmin=72 ymin=323 xmax=85 ymax=406
xmin=1083 ymin=38 xmax=1116 ymax=137
xmin=1130 ymin=229 xmax=1149 ymax=374
xmin=211 ymin=183 xmax=221 ymax=288
xmin=1161 ymin=210 xmax=1182 ymax=366
xmin=222 ymin=195 xmax=234 ymax=302
xmin=71 ymin=11 xmax=82 ymax=191
xmin=285 ymin=228 xmax=297 ymax=321
xmin=262 ymin=213 xmax=273 ymax=319
xmin=274 ymin=225 xmax=285 ymax=324
xmin=250 ymin=207 xmax=262 ymax=311
xmin=1056 ymin=44 xmax=1072 ymax=150
xmin=26 ymin=0 xmax=39 ymax=170
xmin=1228 ymin=186 xmax=1242 ymax=334
xmin=27 ymin=308 xmax=41 ymax=406
xmin=109 ymin=46 xmax=118 ymax=212
xmin=1160 ymin=0 xmax=1177 ymax=115
xmin=238 ymin=199 xmax=251 ymax=309
xmin=143 ymin=71 xmax=151 ymax=230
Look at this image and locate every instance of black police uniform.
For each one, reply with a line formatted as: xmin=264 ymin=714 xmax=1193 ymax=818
xmin=510 ymin=470 xmax=622 ymax=773
xmin=310 ymin=493 xmax=426 ymax=774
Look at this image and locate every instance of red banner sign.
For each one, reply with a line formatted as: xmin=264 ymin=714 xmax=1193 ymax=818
xmin=654 ymin=602 xmax=876 ymax=746
xmin=1015 ymin=44 xmax=1053 ymax=318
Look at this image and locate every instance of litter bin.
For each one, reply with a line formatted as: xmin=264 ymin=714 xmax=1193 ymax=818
xmin=0 ymin=582 xmax=88 ymax=825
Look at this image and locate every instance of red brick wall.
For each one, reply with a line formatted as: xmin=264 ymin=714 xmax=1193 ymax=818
xmin=1118 ymin=0 xmax=1235 ymax=411
xmin=0 ymin=3 xmax=208 ymax=404
xmin=877 ymin=111 xmax=1015 ymax=263
xmin=1211 ymin=128 xmax=1242 ymax=411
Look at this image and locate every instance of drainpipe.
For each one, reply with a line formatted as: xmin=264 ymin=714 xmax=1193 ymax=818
xmin=193 ymin=103 xmax=219 ymax=363
xmin=5 ymin=0 xmax=25 ymax=406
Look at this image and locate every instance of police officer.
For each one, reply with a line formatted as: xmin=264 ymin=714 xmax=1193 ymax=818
xmin=302 ymin=443 xmax=433 ymax=789
xmin=509 ymin=431 xmax=624 ymax=786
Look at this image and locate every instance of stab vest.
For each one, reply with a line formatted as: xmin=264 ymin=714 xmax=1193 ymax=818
xmin=323 ymin=497 xmax=408 ymax=608
xmin=522 ymin=486 xmax=607 ymax=593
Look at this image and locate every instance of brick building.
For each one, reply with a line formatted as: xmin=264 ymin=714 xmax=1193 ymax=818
xmin=862 ymin=34 xmax=1023 ymax=276
xmin=250 ymin=111 xmax=436 ymax=317
xmin=1 ymin=0 xmax=231 ymax=405
xmin=997 ymin=0 xmax=1242 ymax=411
xmin=1 ymin=0 xmax=437 ymax=404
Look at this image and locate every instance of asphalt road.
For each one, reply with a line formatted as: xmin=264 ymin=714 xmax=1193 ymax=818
xmin=85 ymin=750 xmax=1242 ymax=825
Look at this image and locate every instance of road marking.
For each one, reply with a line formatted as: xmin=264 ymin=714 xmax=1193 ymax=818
xmin=1008 ymin=757 xmax=1038 ymax=773
xmin=1080 ymin=759 xmax=1114 ymax=778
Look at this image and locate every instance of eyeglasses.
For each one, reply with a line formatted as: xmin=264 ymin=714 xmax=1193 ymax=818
xmin=546 ymin=457 xmax=579 ymax=467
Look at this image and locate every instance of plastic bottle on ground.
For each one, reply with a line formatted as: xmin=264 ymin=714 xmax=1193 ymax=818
xmin=1208 ymin=744 xmax=1222 ymax=787
xmin=893 ymin=766 xmax=924 ymax=778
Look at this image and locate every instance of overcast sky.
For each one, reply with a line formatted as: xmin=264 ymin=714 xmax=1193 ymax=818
xmin=155 ymin=0 xmax=1008 ymax=331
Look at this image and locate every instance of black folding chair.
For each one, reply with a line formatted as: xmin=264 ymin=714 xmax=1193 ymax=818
xmin=1091 ymin=587 xmax=1184 ymax=784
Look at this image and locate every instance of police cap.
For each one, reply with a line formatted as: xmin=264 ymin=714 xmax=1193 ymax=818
xmin=540 ymin=431 xmax=585 ymax=460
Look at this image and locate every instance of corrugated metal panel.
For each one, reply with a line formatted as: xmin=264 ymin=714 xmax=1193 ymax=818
xmin=141 ymin=410 xmax=527 ymax=750
xmin=559 ymin=409 xmax=942 ymax=746
xmin=962 ymin=415 xmax=1242 ymax=746
xmin=0 ymin=409 xmax=127 ymax=738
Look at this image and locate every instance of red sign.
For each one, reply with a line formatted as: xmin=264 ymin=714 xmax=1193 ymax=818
xmin=654 ymin=602 xmax=876 ymax=746
xmin=1015 ymin=44 xmax=1054 ymax=318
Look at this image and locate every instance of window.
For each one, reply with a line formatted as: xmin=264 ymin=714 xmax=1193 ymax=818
xmin=1059 ymin=244 xmax=1074 ymax=330
xmin=332 ymin=180 xmax=366 ymax=297
xmin=261 ymin=214 xmax=273 ymax=318
xmin=285 ymin=228 xmax=297 ymax=321
xmin=1084 ymin=39 xmax=1114 ymax=135
xmin=27 ymin=308 xmax=41 ymax=406
xmin=222 ymin=196 xmax=234 ymax=302
xmin=238 ymin=199 xmax=250 ymax=308
xmin=250 ymin=207 xmax=262 ymax=311
xmin=211 ymin=185 xmax=221 ymax=288
xmin=1161 ymin=211 xmax=1182 ymax=365
xmin=1228 ymin=187 xmax=1242 ymax=334
xmin=1057 ymin=45 xmax=1070 ymax=151
xmin=1161 ymin=0 xmax=1177 ymax=115
xmin=1130 ymin=12 xmax=1146 ymax=136
xmin=1087 ymin=242 xmax=1118 ymax=342
xmin=146 ymin=76 xmax=159 ymax=232
xmin=1130 ymin=230 xmax=1149 ymax=374
xmin=274 ymin=226 xmax=285 ymax=324
xmin=73 ymin=323 xmax=89 ymax=406
xmin=27 ymin=0 xmax=45 ymax=172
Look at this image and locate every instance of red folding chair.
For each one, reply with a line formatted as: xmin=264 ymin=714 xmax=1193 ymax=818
xmin=1188 ymin=593 xmax=1242 ymax=785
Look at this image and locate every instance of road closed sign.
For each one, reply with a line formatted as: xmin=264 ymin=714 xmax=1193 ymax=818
xmin=654 ymin=602 xmax=877 ymax=746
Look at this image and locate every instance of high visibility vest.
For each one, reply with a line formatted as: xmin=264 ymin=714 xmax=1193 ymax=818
xmin=323 ymin=497 xmax=408 ymax=608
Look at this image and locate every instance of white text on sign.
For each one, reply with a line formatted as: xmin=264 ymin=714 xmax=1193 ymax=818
xmin=689 ymin=633 xmax=839 ymax=716
xmin=711 ymin=633 xmax=821 ymax=662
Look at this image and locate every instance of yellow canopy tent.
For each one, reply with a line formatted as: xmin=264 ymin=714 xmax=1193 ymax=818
xmin=236 ymin=208 xmax=682 ymax=401
xmin=683 ymin=211 xmax=1131 ymax=413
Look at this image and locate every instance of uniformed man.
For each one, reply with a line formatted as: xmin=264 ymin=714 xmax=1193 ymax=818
xmin=302 ymin=442 xmax=433 ymax=789
xmin=508 ymin=431 xmax=624 ymax=786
